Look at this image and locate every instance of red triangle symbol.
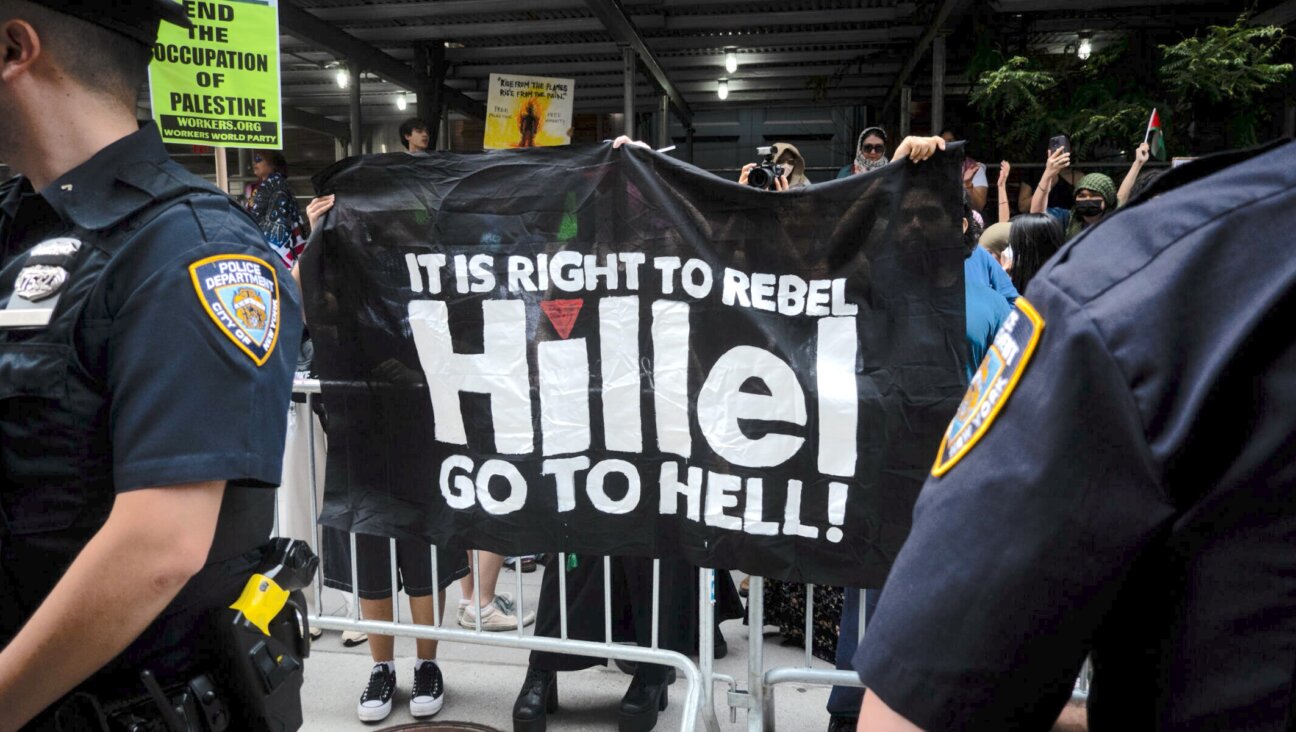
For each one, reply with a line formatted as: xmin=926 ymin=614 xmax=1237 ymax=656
xmin=540 ymin=299 xmax=584 ymax=339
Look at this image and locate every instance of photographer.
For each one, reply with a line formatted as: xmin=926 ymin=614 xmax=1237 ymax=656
xmin=737 ymin=142 xmax=810 ymax=190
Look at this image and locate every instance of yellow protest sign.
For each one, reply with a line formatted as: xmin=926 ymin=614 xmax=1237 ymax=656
xmin=484 ymin=73 xmax=575 ymax=149
xmin=148 ymin=0 xmax=282 ymax=148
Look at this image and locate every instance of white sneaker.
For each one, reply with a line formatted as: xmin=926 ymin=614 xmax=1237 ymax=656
xmin=341 ymin=630 xmax=368 ymax=647
xmin=356 ymin=663 xmax=396 ymax=722
xmin=409 ymin=660 xmax=445 ymax=718
xmin=458 ymin=594 xmax=536 ymax=631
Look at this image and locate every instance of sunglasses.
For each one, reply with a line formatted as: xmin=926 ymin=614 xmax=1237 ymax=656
xmin=861 ymin=144 xmax=885 ymax=154
xmin=253 ymin=156 xmax=264 ymax=163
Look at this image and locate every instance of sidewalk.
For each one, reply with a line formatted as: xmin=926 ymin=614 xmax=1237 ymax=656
xmin=301 ymin=568 xmax=841 ymax=731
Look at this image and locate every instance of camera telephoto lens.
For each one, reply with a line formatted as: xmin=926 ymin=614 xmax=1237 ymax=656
xmin=747 ymin=166 xmax=773 ymax=189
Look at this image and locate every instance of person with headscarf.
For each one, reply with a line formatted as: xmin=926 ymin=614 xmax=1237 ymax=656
xmin=837 ymin=126 xmax=889 ymax=178
xmin=1031 ymin=146 xmax=1117 ymax=240
xmin=1064 ymin=172 xmax=1117 ymax=239
xmin=738 ymin=141 xmax=810 ymax=190
xmin=247 ymin=150 xmax=310 ymax=266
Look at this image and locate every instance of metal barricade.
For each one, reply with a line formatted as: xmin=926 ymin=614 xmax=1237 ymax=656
xmin=728 ymin=579 xmax=866 ymax=731
xmin=282 ymin=380 xmax=1087 ymax=729
xmin=734 ymin=579 xmax=1089 ymax=731
xmin=281 ymin=379 xmax=722 ymax=731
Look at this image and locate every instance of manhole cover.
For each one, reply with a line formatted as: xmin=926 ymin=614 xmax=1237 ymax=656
xmin=378 ymin=724 xmax=502 ymax=732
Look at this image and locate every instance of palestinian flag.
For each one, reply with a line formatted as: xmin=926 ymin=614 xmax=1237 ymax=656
xmin=1145 ymin=109 xmax=1167 ymax=161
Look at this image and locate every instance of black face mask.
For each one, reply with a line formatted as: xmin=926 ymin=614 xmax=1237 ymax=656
xmin=1075 ymin=199 xmax=1105 ymax=218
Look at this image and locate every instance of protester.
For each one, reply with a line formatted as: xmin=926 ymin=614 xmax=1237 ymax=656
xmin=838 ymin=126 xmax=889 ymax=178
xmin=980 ymin=221 xmax=1013 ymax=273
xmin=855 ymin=141 xmax=1296 ymax=730
xmin=0 ymin=2 xmax=303 ymax=728
xmin=995 ymin=160 xmax=1012 ymax=223
xmin=941 ymin=128 xmax=988 ymax=212
xmin=247 ymin=150 xmax=310 ymax=266
xmin=457 ymin=552 xmax=536 ymax=632
xmin=1006 ymin=213 xmax=1064 ymax=293
xmin=739 ymin=142 xmax=810 ymax=189
xmin=1032 ymin=145 xmax=1116 ymax=240
xmin=400 ymin=116 xmax=432 ymax=155
xmin=1021 ymin=142 xmax=1084 ymax=218
xmin=302 ymin=174 xmax=474 ymax=723
xmin=1064 ymin=172 xmax=1117 ymax=239
xmin=506 ymin=137 xmax=746 ymax=732
xmin=1117 ymin=141 xmax=1152 ymax=206
xmin=827 ymin=137 xmax=1011 ymax=731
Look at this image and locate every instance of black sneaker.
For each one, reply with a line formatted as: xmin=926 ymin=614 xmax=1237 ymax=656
xmin=410 ymin=660 xmax=445 ymax=718
xmin=356 ymin=663 xmax=396 ymax=722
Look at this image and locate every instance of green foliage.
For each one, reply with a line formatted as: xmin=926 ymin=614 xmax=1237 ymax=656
xmin=1067 ymin=102 xmax=1152 ymax=157
xmin=967 ymin=13 xmax=1292 ymax=159
xmin=1160 ymin=19 xmax=1291 ymax=106
xmin=968 ymin=56 xmax=1057 ymax=119
xmin=1159 ymin=17 xmax=1292 ymax=146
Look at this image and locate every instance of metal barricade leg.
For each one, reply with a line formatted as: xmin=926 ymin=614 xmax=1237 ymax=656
xmin=747 ymin=576 xmax=773 ymax=732
xmin=697 ymin=568 xmax=721 ymax=732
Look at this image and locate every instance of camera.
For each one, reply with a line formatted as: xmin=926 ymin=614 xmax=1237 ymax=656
xmin=747 ymin=146 xmax=787 ymax=190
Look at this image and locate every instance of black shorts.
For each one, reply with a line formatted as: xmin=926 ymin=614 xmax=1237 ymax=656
xmin=321 ymin=527 xmax=469 ymax=599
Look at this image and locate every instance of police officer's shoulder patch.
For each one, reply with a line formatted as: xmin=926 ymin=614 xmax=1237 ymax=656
xmin=189 ymin=254 xmax=281 ymax=366
xmin=932 ymin=297 xmax=1045 ymax=477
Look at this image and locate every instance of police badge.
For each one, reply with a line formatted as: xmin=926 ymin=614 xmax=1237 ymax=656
xmin=13 ymin=237 xmax=83 ymax=302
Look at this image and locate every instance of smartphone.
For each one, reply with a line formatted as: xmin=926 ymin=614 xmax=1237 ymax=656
xmin=1048 ymin=135 xmax=1071 ymax=156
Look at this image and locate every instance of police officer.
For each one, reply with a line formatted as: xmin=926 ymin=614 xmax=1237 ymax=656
xmin=0 ymin=1 xmax=302 ymax=729
xmin=853 ymin=140 xmax=1296 ymax=729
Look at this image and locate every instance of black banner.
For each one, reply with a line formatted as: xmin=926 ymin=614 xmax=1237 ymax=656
xmin=302 ymin=144 xmax=967 ymax=587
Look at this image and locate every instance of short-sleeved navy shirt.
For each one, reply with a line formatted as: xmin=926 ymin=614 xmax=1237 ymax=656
xmin=855 ymin=141 xmax=1296 ymax=730
xmin=0 ymin=123 xmax=302 ymax=690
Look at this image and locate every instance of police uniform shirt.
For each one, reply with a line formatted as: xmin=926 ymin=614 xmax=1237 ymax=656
xmin=0 ymin=123 xmax=302 ymax=688
xmin=853 ymin=140 xmax=1296 ymax=730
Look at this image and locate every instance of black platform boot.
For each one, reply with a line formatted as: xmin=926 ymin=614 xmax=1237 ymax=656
xmin=618 ymin=664 xmax=672 ymax=732
xmin=512 ymin=666 xmax=558 ymax=732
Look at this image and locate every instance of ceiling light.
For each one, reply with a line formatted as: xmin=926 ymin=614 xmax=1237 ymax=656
xmin=335 ymin=68 xmax=350 ymax=89
xmin=395 ymin=93 xmax=408 ymax=111
xmin=717 ymin=79 xmax=729 ymax=100
xmin=725 ymin=50 xmax=738 ymax=74
xmin=1077 ymin=36 xmax=1092 ymax=60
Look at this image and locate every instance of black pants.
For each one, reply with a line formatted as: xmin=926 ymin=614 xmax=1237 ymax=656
xmin=529 ymin=555 xmax=742 ymax=683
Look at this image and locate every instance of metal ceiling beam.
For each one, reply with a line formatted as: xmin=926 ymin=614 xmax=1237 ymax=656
xmin=282 ymin=105 xmax=351 ymax=139
xmin=281 ymin=27 xmax=921 ymax=61
xmin=429 ymin=27 xmax=923 ymax=62
xmin=992 ymin=0 xmax=1204 ymax=10
xmin=584 ymin=0 xmax=692 ymax=125
xmin=654 ymin=7 xmax=916 ymax=30
xmin=1027 ymin=13 xmax=1239 ymax=32
xmin=881 ymin=0 xmax=966 ymax=118
xmin=307 ymin=0 xmax=582 ymax=21
xmin=278 ymin=1 xmax=484 ymax=119
xmin=449 ymin=63 xmax=906 ymax=86
xmin=286 ymin=49 xmax=893 ymax=80
xmin=342 ymin=18 xmax=622 ymax=42
xmin=309 ymin=1 xmax=914 ymax=23
xmin=1253 ymin=0 xmax=1296 ymax=26
xmin=336 ymin=9 xmax=923 ymax=41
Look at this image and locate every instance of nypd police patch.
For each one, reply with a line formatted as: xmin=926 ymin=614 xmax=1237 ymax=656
xmin=932 ymin=297 xmax=1045 ymax=477
xmin=189 ymin=255 xmax=281 ymax=366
